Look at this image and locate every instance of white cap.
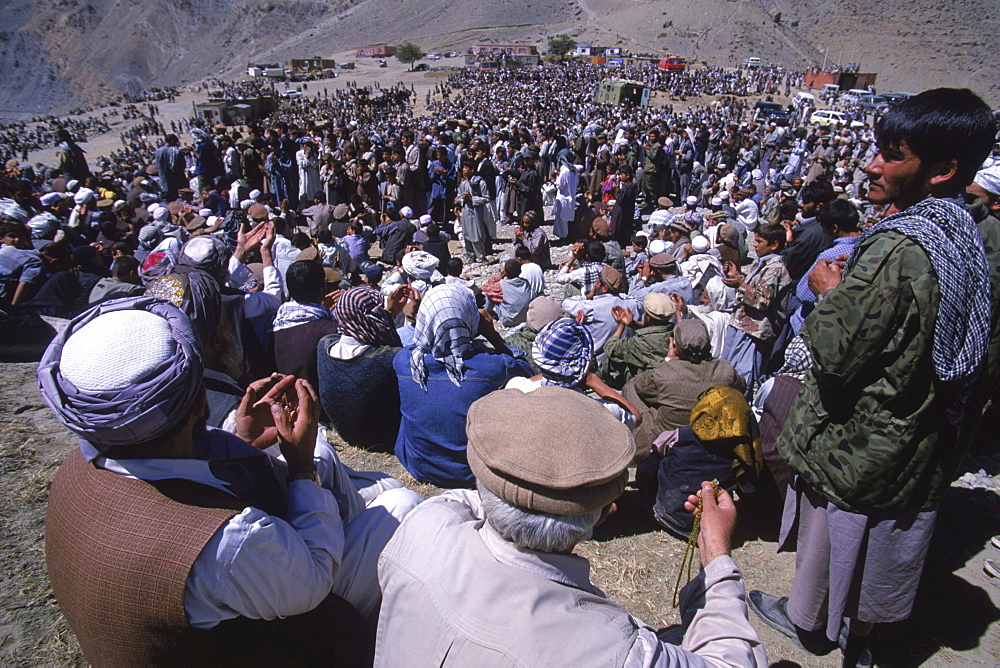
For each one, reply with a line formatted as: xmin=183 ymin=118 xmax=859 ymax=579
xmin=686 ymin=195 xmax=698 ymax=206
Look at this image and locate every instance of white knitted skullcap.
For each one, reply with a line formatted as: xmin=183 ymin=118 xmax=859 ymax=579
xmin=61 ymin=311 xmax=175 ymax=392
xmin=648 ymin=239 xmax=668 ymax=254
xmin=182 ymin=235 xmax=217 ymax=263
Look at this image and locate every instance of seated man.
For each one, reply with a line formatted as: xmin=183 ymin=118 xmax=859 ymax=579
xmin=629 ymin=252 xmax=695 ymax=304
xmin=482 ymin=259 xmax=533 ymax=327
xmin=562 ymin=265 xmax=643 ymax=358
xmin=624 ymin=319 xmax=746 ymax=455
xmin=600 ymin=292 xmax=677 ymax=389
xmin=40 ymin=297 xmax=421 ymax=666
xmin=375 ymin=386 xmax=767 ymax=666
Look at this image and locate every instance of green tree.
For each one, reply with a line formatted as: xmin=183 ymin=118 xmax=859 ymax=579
xmin=395 ymin=42 xmax=426 ymax=71
xmin=546 ymin=34 xmax=576 ymax=57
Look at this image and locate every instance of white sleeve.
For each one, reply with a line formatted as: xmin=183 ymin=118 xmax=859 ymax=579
xmin=184 ymin=481 xmax=345 ymax=629
xmin=228 ymin=255 xmax=251 ymax=288
xmin=553 ymin=267 xmax=585 ymax=285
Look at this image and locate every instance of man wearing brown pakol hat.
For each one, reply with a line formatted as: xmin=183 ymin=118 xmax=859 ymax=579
xmin=624 ymin=318 xmax=746 ymax=455
xmin=630 ymin=252 xmax=694 ymax=304
xmin=375 ymin=387 xmax=766 ymax=666
xmin=600 ymin=292 xmax=678 ymax=389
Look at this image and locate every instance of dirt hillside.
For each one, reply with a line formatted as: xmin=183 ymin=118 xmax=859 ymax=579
xmin=1 ymin=0 xmax=997 ymax=120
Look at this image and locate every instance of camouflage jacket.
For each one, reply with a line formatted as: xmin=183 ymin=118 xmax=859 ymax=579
xmin=779 ymin=215 xmax=1000 ymax=514
xmin=729 ymin=254 xmax=792 ymax=342
xmin=600 ymin=323 xmax=675 ymax=389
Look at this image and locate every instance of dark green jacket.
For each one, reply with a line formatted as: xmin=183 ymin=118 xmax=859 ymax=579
xmin=600 ymin=324 xmax=674 ymax=389
xmin=779 ymin=209 xmax=1000 ymax=513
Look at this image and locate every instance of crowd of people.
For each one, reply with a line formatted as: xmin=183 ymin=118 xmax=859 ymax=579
xmin=1 ymin=57 xmax=999 ymax=667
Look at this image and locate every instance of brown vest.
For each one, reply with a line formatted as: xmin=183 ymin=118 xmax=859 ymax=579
xmin=46 ymin=450 xmax=370 ymax=667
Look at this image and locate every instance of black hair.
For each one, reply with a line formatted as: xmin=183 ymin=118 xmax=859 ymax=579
xmin=586 ymin=240 xmax=606 ymax=262
xmin=875 ymin=88 xmax=997 ymax=187
xmin=285 ymin=260 xmax=325 ymax=303
xmin=426 ymin=222 xmax=440 ymax=238
xmin=0 ymin=221 xmax=28 ymax=238
xmin=778 ymin=200 xmax=799 ymax=221
xmin=799 ymin=180 xmax=836 ymax=206
xmin=313 ymin=192 xmax=326 ymax=203
xmin=513 ymin=245 xmax=532 ymax=261
xmin=631 ymin=234 xmax=648 ymax=249
xmin=316 ymin=228 xmax=334 ymax=244
xmin=756 ymin=223 xmax=787 ymax=250
xmin=503 ymin=259 xmax=521 ymax=278
xmin=109 ymin=241 xmax=131 ymax=255
xmin=290 ymin=232 xmax=311 ymax=249
xmin=112 ymin=255 xmax=140 ymax=279
xmin=446 ymin=257 xmax=464 ymax=277
xmin=346 ymin=222 xmax=362 ymax=235
xmin=818 ymin=198 xmax=860 ymax=234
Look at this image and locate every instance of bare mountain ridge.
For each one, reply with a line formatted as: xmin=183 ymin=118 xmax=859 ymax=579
xmin=1 ymin=0 xmax=996 ymax=120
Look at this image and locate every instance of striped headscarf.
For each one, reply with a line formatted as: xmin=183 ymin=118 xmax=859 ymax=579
xmin=410 ymin=284 xmax=480 ymax=390
xmin=532 ymin=318 xmax=594 ymax=388
xmin=333 ymin=286 xmax=401 ymax=347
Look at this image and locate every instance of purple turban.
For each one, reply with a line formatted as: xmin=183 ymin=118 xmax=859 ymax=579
xmin=38 ymin=296 xmax=204 ymax=460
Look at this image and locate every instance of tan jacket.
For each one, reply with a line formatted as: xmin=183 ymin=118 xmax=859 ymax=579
xmin=375 ymin=490 xmax=766 ymax=667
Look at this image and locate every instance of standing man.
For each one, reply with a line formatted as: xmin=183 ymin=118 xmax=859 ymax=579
xmin=401 ymin=131 xmax=426 ymax=216
xmin=750 ymin=89 xmax=1000 ymax=667
xmin=641 ymin=128 xmax=664 ymax=208
xmin=610 ymin=165 xmax=638 ymax=247
xmin=154 ymin=134 xmax=188 ymax=203
xmin=55 ymin=129 xmax=91 ymax=182
xmin=455 ymin=162 xmax=490 ymax=263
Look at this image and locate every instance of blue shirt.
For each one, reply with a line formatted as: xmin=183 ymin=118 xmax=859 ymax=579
xmin=393 ymin=346 xmax=532 ymax=487
xmin=790 ymin=236 xmax=861 ymax=333
xmin=0 ymin=244 xmax=44 ymax=302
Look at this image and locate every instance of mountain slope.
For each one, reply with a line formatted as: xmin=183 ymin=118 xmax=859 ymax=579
xmin=0 ymin=0 xmax=995 ymax=120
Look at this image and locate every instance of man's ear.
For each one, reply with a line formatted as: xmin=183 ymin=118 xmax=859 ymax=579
xmin=927 ymin=158 xmax=959 ymax=186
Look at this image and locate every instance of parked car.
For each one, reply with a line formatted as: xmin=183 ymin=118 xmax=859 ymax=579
xmin=860 ymin=95 xmax=890 ymax=112
xmin=752 ymin=101 xmax=791 ymax=126
xmin=743 ymin=57 xmax=762 ymax=68
xmin=427 ymin=53 xmax=441 ymax=60
xmin=809 ymin=109 xmax=850 ymax=127
xmin=378 ymin=59 xmax=387 ymax=68
xmin=881 ymin=92 xmax=916 ymax=107
xmin=446 ymin=51 xmax=459 ymax=58
xmin=413 ymin=63 xmax=430 ymax=71
xmin=841 ymin=88 xmax=874 ymax=107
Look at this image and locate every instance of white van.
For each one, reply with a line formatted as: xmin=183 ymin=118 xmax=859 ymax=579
xmin=791 ymin=92 xmax=815 ymax=110
xmin=743 ymin=57 xmax=762 ymax=68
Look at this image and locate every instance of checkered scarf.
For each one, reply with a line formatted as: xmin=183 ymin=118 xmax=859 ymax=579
xmin=333 ymin=286 xmax=400 ymax=347
xmin=272 ymin=300 xmax=333 ymax=332
xmin=410 ymin=284 xmax=480 ymax=390
xmin=581 ymin=262 xmax=603 ymax=295
xmin=847 ymin=198 xmax=991 ymax=423
xmin=532 ymin=318 xmax=594 ymax=387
